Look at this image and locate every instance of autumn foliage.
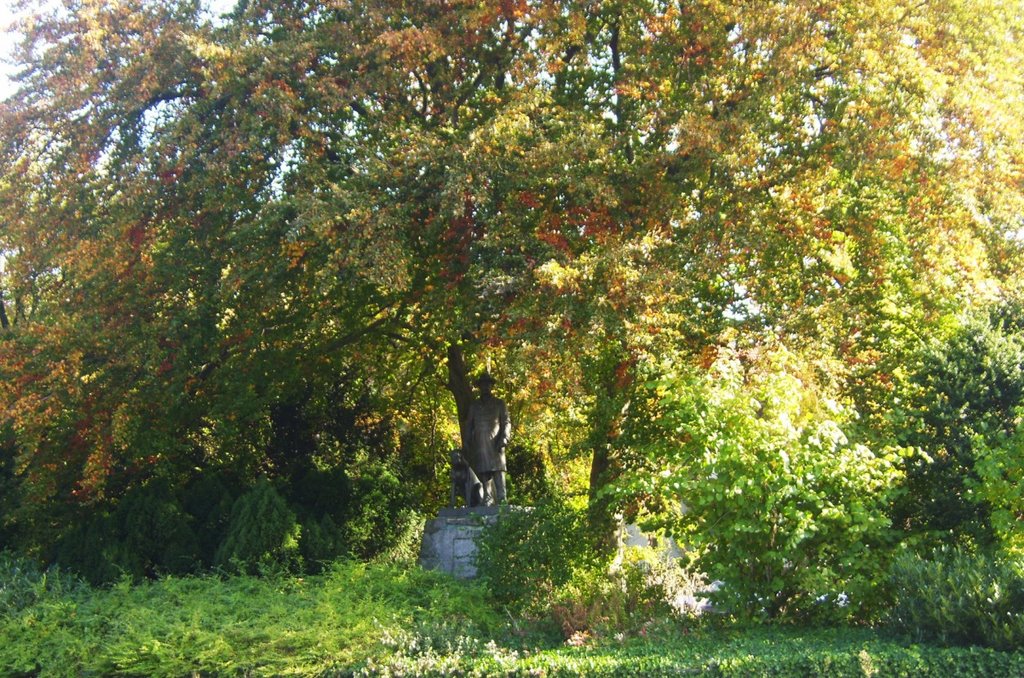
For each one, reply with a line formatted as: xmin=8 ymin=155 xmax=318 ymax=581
xmin=0 ymin=0 xmax=1023 ymax=613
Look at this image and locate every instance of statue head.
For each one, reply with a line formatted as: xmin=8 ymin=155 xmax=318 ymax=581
xmin=474 ymin=372 xmax=496 ymax=396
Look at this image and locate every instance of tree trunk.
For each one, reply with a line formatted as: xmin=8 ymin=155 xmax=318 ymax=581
xmin=586 ymin=351 xmax=635 ymax=554
xmin=588 ymin=442 xmax=619 ymax=553
xmin=446 ymin=343 xmax=474 ymax=452
xmin=0 ymin=291 xmax=9 ymax=330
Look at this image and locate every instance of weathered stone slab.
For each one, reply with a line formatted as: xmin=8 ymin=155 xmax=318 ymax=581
xmin=419 ymin=506 xmax=525 ymax=579
xmin=452 ymin=536 xmax=478 ymax=559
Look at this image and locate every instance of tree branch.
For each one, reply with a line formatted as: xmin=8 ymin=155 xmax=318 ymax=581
xmin=609 ymin=18 xmax=634 ymax=163
xmin=446 ymin=343 xmax=475 ymax=452
xmin=0 ymin=290 xmax=9 ymax=330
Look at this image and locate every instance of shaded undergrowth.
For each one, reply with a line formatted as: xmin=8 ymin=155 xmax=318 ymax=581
xmin=3 ymin=553 xmax=1024 ymax=677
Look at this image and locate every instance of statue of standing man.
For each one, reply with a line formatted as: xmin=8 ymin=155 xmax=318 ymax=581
xmin=463 ymin=373 xmax=511 ymax=505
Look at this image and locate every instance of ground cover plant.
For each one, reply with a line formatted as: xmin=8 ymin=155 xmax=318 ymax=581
xmin=367 ymin=627 xmax=1024 ymax=677
xmin=3 ymin=552 xmax=1024 ymax=678
xmin=0 ymin=554 xmax=502 ymax=677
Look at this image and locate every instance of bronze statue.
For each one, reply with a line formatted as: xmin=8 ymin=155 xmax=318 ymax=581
xmin=462 ymin=372 xmax=510 ymax=505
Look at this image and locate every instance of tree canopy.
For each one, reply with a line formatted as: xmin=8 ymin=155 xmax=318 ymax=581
xmin=1 ymin=0 xmax=1023 ymax=575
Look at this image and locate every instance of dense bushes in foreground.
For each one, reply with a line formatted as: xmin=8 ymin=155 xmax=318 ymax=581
xmin=476 ymin=500 xmax=710 ymax=642
xmin=2 ymin=553 xmax=1024 ymax=677
xmin=475 ymin=500 xmax=1024 ymax=654
xmin=629 ymin=345 xmax=904 ymax=623
xmin=889 ymin=546 xmax=1024 ymax=651
xmin=49 ymin=463 xmax=419 ymax=585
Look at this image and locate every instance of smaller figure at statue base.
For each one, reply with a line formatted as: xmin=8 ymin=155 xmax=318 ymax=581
xmin=450 ymin=450 xmax=484 ymax=508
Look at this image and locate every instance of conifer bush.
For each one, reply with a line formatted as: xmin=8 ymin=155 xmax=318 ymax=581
xmin=54 ymin=515 xmax=124 ymax=586
xmin=215 ymin=478 xmax=303 ymax=575
xmin=287 ymin=461 xmax=414 ymax=564
xmin=111 ymin=481 xmax=200 ymax=578
xmin=344 ymin=463 xmax=409 ymax=559
xmin=0 ymin=551 xmax=81 ymax=615
xmin=300 ymin=514 xmax=349 ymax=572
xmin=181 ymin=471 xmax=241 ymax=567
xmin=53 ymin=481 xmax=198 ymax=584
xmin=893 ymin=312 xmax=1024 ymax=549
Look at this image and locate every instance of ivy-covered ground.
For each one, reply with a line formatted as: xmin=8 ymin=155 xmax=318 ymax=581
xmin=3 ymin=559 xmax=1023 ymax=677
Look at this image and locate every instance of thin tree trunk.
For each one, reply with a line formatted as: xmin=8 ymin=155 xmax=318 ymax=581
xmin=587 ymin=351 xmax=635 ymax=554
xmin=609 ymin=17 xmax=634 ymax=164
xmin=446 ymin=343 xmax=474 ymax=452
xmin=0 ymin=291 xmax=9 ymax=330
xmin=588 ymin=442 xmax=619 ymax=553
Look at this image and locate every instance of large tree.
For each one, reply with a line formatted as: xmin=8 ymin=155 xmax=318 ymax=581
xmin=1 ymin=0 xmax=1021 ymax=551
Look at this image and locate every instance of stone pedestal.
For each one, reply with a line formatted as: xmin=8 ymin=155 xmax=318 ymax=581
xmin=418 ymin=506 xmax=507 ymax=579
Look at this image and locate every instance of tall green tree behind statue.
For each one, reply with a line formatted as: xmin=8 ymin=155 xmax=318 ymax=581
xmin=0 ymin=0 xmax=1021 ymax=554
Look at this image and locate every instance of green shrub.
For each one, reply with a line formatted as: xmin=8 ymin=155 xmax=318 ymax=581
xmin=54 ymin=481 xmax=199 ymax=584
xmin=0 ymin=551 xmax=81 ymax=615
xmin=4 ymin=564 xmax=1024 ymax=677
xmin=628 ymin=346 xmax=903 ymax=622
xmin=973 ymin=417 xmax=1024 ymax=558
xmin=286 ymin=465 xmax=353 ymax=523
xmin=476 ymin=499 xmax=600 ymax=616
xmin=504 ymin=441 xmax=553 ymax=506
xmin=475 ymin=501 xmax=705 ymax=641
xmin=300 ymin=514 xmax=349 ymax=572
xmin=180 ymin=471 xmax=241 ymax=567
xmin=361 ymin=625 xmax=1024 ymax=677
xmin=288 ymin=460 xmax=415 ymax=565
xmin=215 ymin=478 xmax=303 ymax=575
xmin=893 ymin=311 xmax=1024 ymax=549
xmin=344 ymin=461 xmax=410 ymax=559
xmin=613 ymin=545 xmax=709 ymax=620
xmin=110 ymin=480 xmax=200 ymax=578
xmin=372 ymin=509 xmax=426 ymax=567
xmin=0 ymin=559 xmax=504 ymax=677
xmin=0 ymin=430 xmax=18 ymax=550
xmin=53 ymin=513 xmax=123 ymax=586
xmin=888 ymin=546 xmax=1024 ymax=651
xmin=0 ymin=551 xmax=40 ymax=614
xmin=546 ymin=542 xmax=709 ymax=643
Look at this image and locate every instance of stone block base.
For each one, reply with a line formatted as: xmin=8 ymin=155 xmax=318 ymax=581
xmin=419 ymin=506 xmax=513 ymax=579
